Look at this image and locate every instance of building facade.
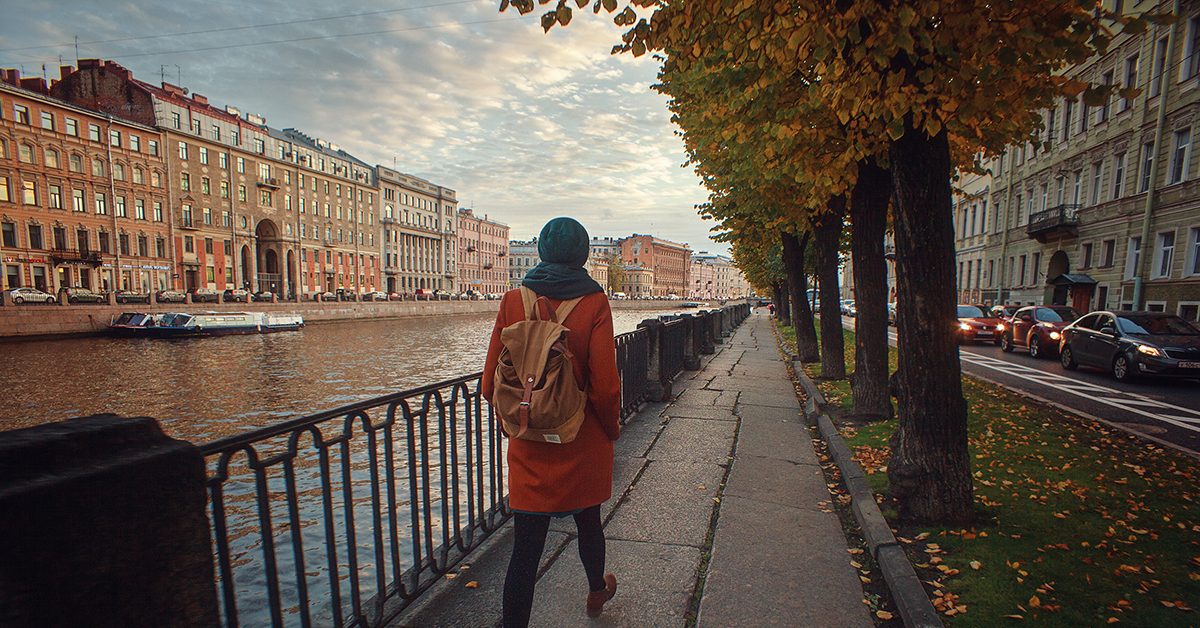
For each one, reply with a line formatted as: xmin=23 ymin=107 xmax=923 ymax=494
xmin=587 ymin=236 xmax=620 ymax=292
xmin=457 ymin=209 xmax=508 ymax=295
xmin=621 ymin=234 xmax=690 ymax=297
xmin=689 ymin=252 xmax=737 ymax=300
xmin=508 ymin=239 xmax=539 ymax=290
xmin=953 ymin=164 xmax=994 ymax=305
xmin=620 ymin=264 xmax=654 ymax=298
xmin=1 ymin=70 xmax=172 ymax=294
xmin=378 ymin=167 xmax=457 ymax=294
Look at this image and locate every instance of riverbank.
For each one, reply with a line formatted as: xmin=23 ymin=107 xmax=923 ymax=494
xmin=0 ymin=297 xmax=740 ymax=340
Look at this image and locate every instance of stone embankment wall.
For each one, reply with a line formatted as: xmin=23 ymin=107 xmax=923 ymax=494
xmin=0 ymin=297 xmax=739 ymax=339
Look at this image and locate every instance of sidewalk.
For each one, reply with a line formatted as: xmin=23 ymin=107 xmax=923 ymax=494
xmin=390 ymin=312 xmax=872 ymax=627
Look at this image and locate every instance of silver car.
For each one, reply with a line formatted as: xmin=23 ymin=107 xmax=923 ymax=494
xmin=8 ymin=287 xmax=56 ymax=304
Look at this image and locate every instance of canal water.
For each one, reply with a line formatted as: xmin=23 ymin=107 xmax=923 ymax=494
xmin=0 ymin=307 xmax=688 ymax=441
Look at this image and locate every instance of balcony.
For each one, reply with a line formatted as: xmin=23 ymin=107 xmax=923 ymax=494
xmin=1027 ymin=204 xmax=1080 ymax=243
xmin=51 ymin=249 xmax=102 ymax=267
xmin=256 ymin=177 xmax=281 ymax=190
xmin=381 ymin=216 xmax=397 ymax=225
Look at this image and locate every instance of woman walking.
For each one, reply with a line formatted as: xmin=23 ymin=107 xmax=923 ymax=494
xmin=482 ymin=217 xmax=622 ymax=627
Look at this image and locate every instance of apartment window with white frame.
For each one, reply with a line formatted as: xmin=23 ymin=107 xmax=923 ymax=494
xmin=1112 ymin=152 xmax=1126 ymax=199
xmin=1152 ymin=37 xmax=1169 ymax=97
xmin=1062 ymin=99 xmax=1074 ymax=142
xmin=1140 ymin=141 xmax=1155 ymax=192
xmin=1081 ymin=242 xmax=1093 ymax=269
xmin=179 ymin=141 xmax=188 ymax=160
xmin=40 ymin=111 xmax=54 ymax=130
xmin=1125 ymin=236 xmax=1142 ymax=280
xmin=1171 ymin=128 xmax=1192 ymax=184
xmin=1090 ymin=162 xmax=1102 ymax=204
xmin=1154 ymin=231 xmax=1176 ymax=279
xmin=1189 ymin=227 xmax=1200 ymax=276
xmin=1184 ymin=17 xmax=1200 ymax=80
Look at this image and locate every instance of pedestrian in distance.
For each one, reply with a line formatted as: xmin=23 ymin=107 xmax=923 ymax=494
xmin=482 ymin=217 xmax=622 ymax=627
xmin=769 ymin=303 xmax=775 ymax=316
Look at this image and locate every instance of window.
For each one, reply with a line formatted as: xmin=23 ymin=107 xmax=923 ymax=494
xmin=88 ymin=124 xmax=100 ymax=142
xmin=1018 ymin=255 xmax=1028 ymax=286
xmin=1 ymin=223 xmax=15 ymax=247
xmin=138 ymin=236 xmax=148 ymax=257
xmin=1062 ymin=99 xmax=1073 ymax=142
xmin=119 ymin=234 xmax=129 ymax=255
xmin=13 ymin=104 xmax=29 ymax=124
xmin=1140 ymin=141 xmax=1155 ymax=192
xmin=157 ymin=238 xmax=165 ymax=258
xmin=220 ymin=181 xmax=229 ymax=198
xmin=258 ymin=162 xmax=270 ymax=179
xmin=184 ymin=236 xmax=193 ymax=253
xmin=1102 ymin=239 xmax=1116 ymax=267
xmin=224 ymin=239 xmax=232 ymax=255
xmin=129 ymin=135 xmax=139 ymax=152
xmin=1097 ymin=70 xmax=1113 ymax=124
xmin=180 ymin=172 xmax=190 ymax=191
xmin=182 ymin=204 xmax=193 ymax=227
xmin=91 ymin=158 xmax=106 ymax=177
xmin=65 ymin=118 xmax=78 ymax=136
xmin=95 ymin=193 xmax=107 ymax=215
xmin=72 ymin=189 xmax=84 ymax=212
xmin=109 ymin=129 xmax=120 ymax=147
xmin=112 ymin=162 xmax=124 ymax=181
xmin=154 ymin=202 xmax=163 ymax=222
xmin=1112 ymin=152 xmax=1126 ymax=199
xmin=1155 ymin=231 xmax=1176 ymax=279
xmin=0 ymin=176 xmax=8 ymax=203
xmin=40 ymin=111 xmax=54 ymax=130
xmin=18 ymin=143 xmax=33 ymax=163
xmin=200 ymin=147 xmax=208 ymax=165
xmin=48 ymin=185 xmax=61 ymax=209
xmin=43 ymin=148 xmax=58 ymax=169
xmin=1151 ymin=37 xmax=1169 ymax=97
xmin=212 ymin=124 xmax=220 ymax=141
xmin=69 ymin=153 xmax=82 ymax=172
xmin=1185 ymin=17 xmax=1200 ymax=79
xmin=260 ymin=190 xmax=272 ymax=206
xmin=113 ymin=196 xmax=125 ymax=218
xmin=132 ymin=167 xmax=143 ymax=185
xmin=1081 ymin=242 xmax=1093 ymax=269
xmin=28 ymin=224 xmax=43 ymax=249
xmin=98 ymin=232 xmax=109 ymax=254
xmin=135 ymin=199 xmax=145 ymax=220
xmin=231 ymin=130 xmax=240 ymax=146
xmin=1125 ymin=236 xmax=1142 ymax=280
xmin=205 ymin=238 xmax=213 ymax=254
xmin=179 ymin=141 xmax=188 ymax=160
xmin=172 ymin=112 xmax=181 ymax=129
xmin=21 ymin=180 xmax=36 ymax=205
xmin=148 ymin=139 xmax=158 ymax=156
xmin=254 ymin=138 xmax=265 ymax=154
xmin=1171 ymin=129 xmax=1191 ymax=184
xmin=151 ymin=171 xmax=161 ymax=187
xmin=238 ymin=185 xmax=246 ymax=202
xmin=219 ymin=153 xmax=227 ymax=169
xmin=237 ymin=157 xmax=244 ymax=173
xmin=201 ymin=177 xmax=210 ymax=195
xmin=192 ymin=119 xmax=201 ymax=135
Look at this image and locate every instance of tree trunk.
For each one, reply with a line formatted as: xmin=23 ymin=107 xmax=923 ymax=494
xmin=773 ymin=280 xmax=790 ymax=327
xmin=782 ymin=230 xmax=819 ymax=362
xmin=887 ymin=125 xmax=973 ymax=526
xmin=849 ymin=159 xmax=894 ymax=421
xmin=813 ymin=196 xmax=846 ymax=380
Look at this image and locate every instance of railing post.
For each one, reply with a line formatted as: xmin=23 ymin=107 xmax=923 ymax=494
xmin=682 ymin=314 xmax=701 ymax=370
xmin=637 ymin=318 xmax=672 ymax=402
xmin=0 ymin=414 xmax=219 ymax=628
xmin=700 ymin=310 xmax=716 ymax=353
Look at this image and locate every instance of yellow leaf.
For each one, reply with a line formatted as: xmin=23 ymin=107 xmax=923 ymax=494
xmin=970 ymin=561 xmax=982 ymax=570
xmin=876 ymin=610 xmax=894 ymax=620
xmin=465 ymin=581 xmax=479 ymax=588
xmin=1029 ymin=596 xmax=1041 ymax=608
xmin=1107 ymin=618 xmax=1119 ymax=624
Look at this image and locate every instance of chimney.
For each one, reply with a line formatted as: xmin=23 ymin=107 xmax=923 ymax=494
xmin=59 ymin=65 xmax=74 ymax=80
xmin=19 ymin=77 xmax=48 ymax=94
xmin=79 ymin=58 xmax=101 ymax=69
xmin=192 ymin=93 xmax=208 ymax=105
xmin=0 ymin=69 xmax=17 ymax=87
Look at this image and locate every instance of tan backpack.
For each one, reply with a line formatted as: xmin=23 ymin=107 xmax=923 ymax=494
xmin=494 ymin=287 xmax=588 ymax=443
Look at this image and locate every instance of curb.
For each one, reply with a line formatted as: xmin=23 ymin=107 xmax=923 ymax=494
xmin=793 ymin=359 xmax=944 ymax=628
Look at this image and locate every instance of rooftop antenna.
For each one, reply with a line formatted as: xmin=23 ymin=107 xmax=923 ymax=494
xmin=174 ymin=64 xmax=181 ymax=86
xmin=160 ymin=65 xmax=167 ymax=84
xmin=74 ymin=36 xmax=79 ymax=64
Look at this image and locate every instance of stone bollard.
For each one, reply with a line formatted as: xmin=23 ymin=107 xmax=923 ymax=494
xmin=699 ymin=310 xmax=716 ymax=354
xmin=0 ymin=414 xmax=219 ymax=628
xmin=681 ymin=314 xmax=701 ymax=370
xmin=636 ymin=318 xmax=673 ymax=402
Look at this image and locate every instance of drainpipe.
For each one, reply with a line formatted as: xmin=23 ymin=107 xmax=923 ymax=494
xmin=105 ymin=115 xmax=121 ymax=291
xmin=996 ymin=147 xmax=1018 ymax=305
xmin=1133 ymin=0 xmax=1182 ymax=310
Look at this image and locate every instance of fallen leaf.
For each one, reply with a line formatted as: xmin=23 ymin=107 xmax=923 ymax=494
xmin=465 ymin=581 xmax=479 ymax=588
xmin=445 ymin=574 xmax=457 ymax=579
xmin=970 ymin=561 xmax=982 ymax=570
xmin=1030 ymin=596 xmax=1041 ymax=608
xmin=876 ymin=610 xmax=893 ymax=620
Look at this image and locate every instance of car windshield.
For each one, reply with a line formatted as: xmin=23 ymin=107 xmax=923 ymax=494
xmin=1035 ymin=307 xmax=1081 ymax=323
xmin=957 ymin=305 xmax=985 ymax=317
xmin=1117 ymin=315 xmax=1200 ymax=336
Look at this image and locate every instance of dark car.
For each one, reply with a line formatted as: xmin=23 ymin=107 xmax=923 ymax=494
xmin=223 ymin=288 xmax=250 ymax=302
xmin=59 ymin=286 xmax=107 ymax=304
xmin=1000 ymin=305 xmax=1082 ymax=358
xmin=1060 ymin=312 xmax=1200 ymax=382
xmin=155 ymin=289 xmax=187 ymax=303
xmin=956 ymin=304 xmax=1002 ymax=344
xmin=114 ymin=290 xmax=150 ymax=304
xmin=188 ymin=287 xmax=219 ymax=303
xmin=252 ymin=291 xmax=276 ymax=302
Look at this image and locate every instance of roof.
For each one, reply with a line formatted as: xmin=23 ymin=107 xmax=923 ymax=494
xmin=1048 ymin=273 xmax=1097 ymax=285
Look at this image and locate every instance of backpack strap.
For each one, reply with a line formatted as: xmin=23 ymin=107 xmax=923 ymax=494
xmin=519 ymin=286 xmax=584 ymax=323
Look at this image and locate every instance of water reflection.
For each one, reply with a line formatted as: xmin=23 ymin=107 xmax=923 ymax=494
xmin=0 ymin=307 xmax=686 ymax=442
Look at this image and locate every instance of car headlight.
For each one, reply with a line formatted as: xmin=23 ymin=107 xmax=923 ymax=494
xmin=996 ymin=323 xmax=1005 ymax=332
xmin=959 ymin=322 xmax=971 ymax=331
xmin=1136 ymin=344 xmax=1164 ymax=357
xmin=1049 ymin=331 xmax=1061 ymax=340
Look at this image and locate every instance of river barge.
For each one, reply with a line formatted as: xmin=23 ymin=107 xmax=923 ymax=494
xmin=109 ymin=311 xmax=304 ymax=337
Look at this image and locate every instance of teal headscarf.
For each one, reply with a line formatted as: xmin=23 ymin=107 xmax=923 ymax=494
xmin=521 ymin=217 xmax=605 ymax=300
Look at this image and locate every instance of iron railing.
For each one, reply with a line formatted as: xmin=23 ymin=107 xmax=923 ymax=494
xmin=199 ymin=304 xmax=748 ymax=628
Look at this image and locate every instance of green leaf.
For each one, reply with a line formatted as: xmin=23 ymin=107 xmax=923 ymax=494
xmin=1120 ymin=17 xmax=1148 ymax=34
xmin=541 ymin=11 xmax=557 ymax=30
xmin=602 ymin=0 xmax=617 ymax=11
xmin=899 ymin=7 xmax=916 ymax=28
xmin=557 ymin=3 xmax=573 ymax=25
xmin=886 ymin=118 xmax=905 ymax=141
xmin=575 ymin=0 xmax=588 ymax=7
xmin=632 ymin=38 xmax=646 ymax=56
xmin=500 ymin=0 xmax=510 ymax=11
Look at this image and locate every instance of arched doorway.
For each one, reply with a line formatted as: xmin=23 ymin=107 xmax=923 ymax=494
xmin=1047 ymin=250 xmax=1070 ymax=305
xmin=255 ymin=219 xmax=282 ymax=295
xmin=287 ymin=250 xmax=296 ymax=300
xmin=240 ymin=245 xmax=253 ymax=290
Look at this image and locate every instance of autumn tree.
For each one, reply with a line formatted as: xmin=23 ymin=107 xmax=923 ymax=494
xmin=606 ymin=253 xmax=625 ymax=294
xmin=505 ymin=0 xmax=1161 ymax=524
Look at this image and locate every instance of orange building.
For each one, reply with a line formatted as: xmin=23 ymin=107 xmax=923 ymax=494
xmin=457 ymin=209 xmax=508 ymax=295
xmin=620 ymin=234 xmax=691 ymax=297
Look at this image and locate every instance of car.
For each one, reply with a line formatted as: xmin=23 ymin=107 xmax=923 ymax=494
xmin=317 ymin=291 xmax=336 ymax=302
xmin=840 ymin=299 xmax=856 ymax=316
xmin=8 ymin=287 xmax=56 ymax=304
xmin=114 ymin=290 xmax=150 ymax=304
xmin=1060 ymin=311 xmax=1200 ymax=382
xmin=365 ymin=291 xmax=389 ymax=301
xmin=888 ymin=302 xmax=897 ymax=326
xmin=188 ymin=287 xmax=219 ymax=303
xmin=155 ymin=289 xmax=187 ymax=303
xmin=956 ymin=304 xmax=1002 ymax=344
xmin=223 ymin=288 xmax=250 ymax=302
xmin=252 ymin=291 xmax=276 ymax=302
xmin=60 ymin=286 xmax=107 ymax=304
xmin=1000 ymin=305 xmax=1082 ymax=358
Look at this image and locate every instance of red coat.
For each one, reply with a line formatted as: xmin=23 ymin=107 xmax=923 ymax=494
xmin=482 ymin=289 xmax=621 ymax=513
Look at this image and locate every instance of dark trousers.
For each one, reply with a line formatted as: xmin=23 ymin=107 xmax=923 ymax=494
xmin=502 ymin=504 xmax=606 ymax=628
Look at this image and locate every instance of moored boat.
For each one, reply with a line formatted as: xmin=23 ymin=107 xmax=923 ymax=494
xmin=109 ymin=311 xmax=305 ymax=337
xmin=108 ymin=312 xmax=168 ymax=337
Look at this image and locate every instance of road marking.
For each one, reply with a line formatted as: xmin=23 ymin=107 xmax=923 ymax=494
xmin=959 ymin=351 xmax=1200 ymax=434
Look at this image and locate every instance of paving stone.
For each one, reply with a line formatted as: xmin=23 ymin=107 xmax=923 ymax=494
xmin=603 ymin=460 xmax=726 ymax=547
xmin=646 ymin=417 xmax=737 ymax=464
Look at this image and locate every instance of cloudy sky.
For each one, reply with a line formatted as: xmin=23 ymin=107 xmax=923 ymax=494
xmin=1 ymin=0 xmax=730 ymax=254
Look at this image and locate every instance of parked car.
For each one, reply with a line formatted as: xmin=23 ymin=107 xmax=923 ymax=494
xmin=8 ymin=287 xmax=56 ymax=304
xmin=317 ymin=291 xmax=336 ymax=302
xmin=155 ymin=289 xmax=187 ymax=303
xmin=1000 ymin=305 xmax=1082 ymax=358
xmin=365 ymin=291 xmax=389 ymax=301
xmin=115 ymin=290 xmax=150 ymax=304
xmin=223 ymin=288 xmax=250 ymax=302
xmin=956 ymin=304 xmax=1002 ymax=344
xmin=60 ymin=286 xmax=107 ymax=304
xmin=188 ymin=287 xmax=219 ymax=303
xmin=414 ymin=289 xmax=432 ymax=301
xmin=252 ymin=291 xmax=275 ymax=302
xmin=1060 ymin=312 xmax=1200 ymax=382
xmin=888 ymin=302 xmax=897 ymax=326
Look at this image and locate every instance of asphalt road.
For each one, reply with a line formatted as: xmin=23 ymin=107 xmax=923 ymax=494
xmin=845 ymin=316 xmax=1200 ymax=457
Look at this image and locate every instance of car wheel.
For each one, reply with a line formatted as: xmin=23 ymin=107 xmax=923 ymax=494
xmin=13 ymin=296 xmax=23 ymax=304
xmin=68 ymin=297 xmax=78 ymax=304
xmin=1000 ymin=333 xmax=1014 ymax=353
xmin=1113 ymin=354 xmax=1136 ymax=382
xmin=118 ymin=297 xmax=127 ymax=304
xmin=1061 ymin=346 xmax=1078 ymax=370
xmin=1029 ymin=335 xmax=1042 ymax=359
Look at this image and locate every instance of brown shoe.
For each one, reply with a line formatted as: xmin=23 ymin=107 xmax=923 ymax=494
xmin=586 ymin=573 xmax=617 ymax=618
